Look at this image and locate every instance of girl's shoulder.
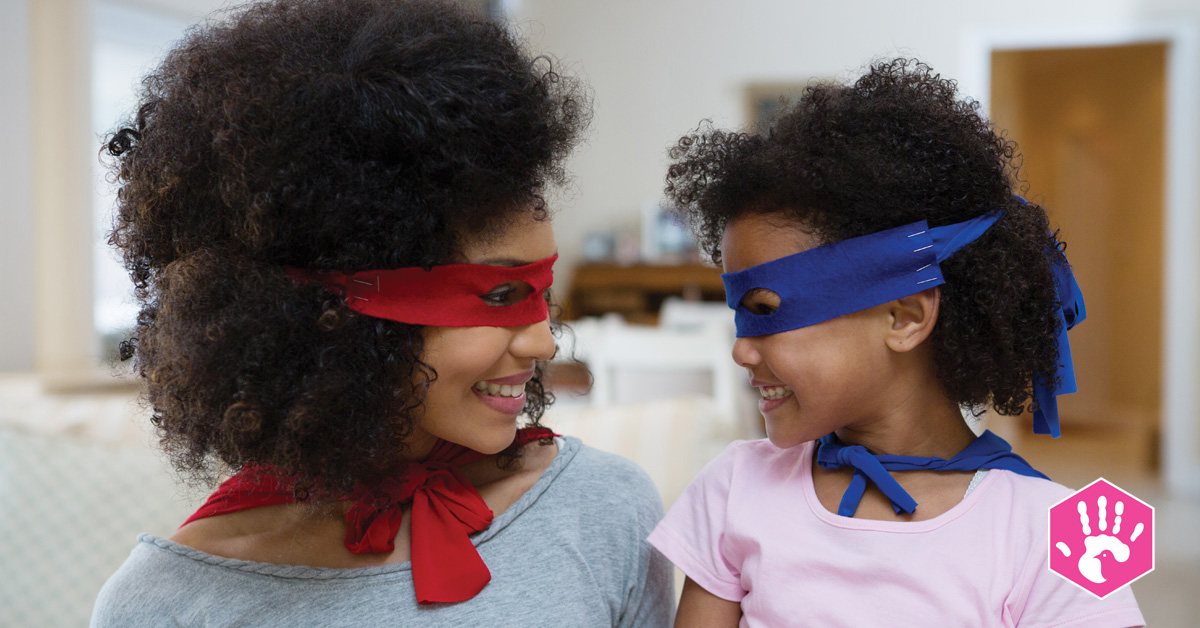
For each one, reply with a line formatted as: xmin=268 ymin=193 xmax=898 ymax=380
xmin=981 ymin=468 xmax=1075 ymax=513
xmin=664 ymin=438 xmax=811 ymax=508
xmin=706 ymin=438 xmax=813 ymax=477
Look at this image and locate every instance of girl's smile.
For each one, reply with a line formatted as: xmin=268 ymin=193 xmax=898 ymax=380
xmin=753 ymin=381 xmax=794 ymax=413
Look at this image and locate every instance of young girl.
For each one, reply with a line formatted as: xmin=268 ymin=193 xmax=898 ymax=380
xmin=648 ymin=59 xmax=1145 ymax=627
xmin=90 ymin=1 xmax=672 ymax=625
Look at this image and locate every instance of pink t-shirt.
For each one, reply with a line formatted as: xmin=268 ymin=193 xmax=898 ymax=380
xmin=648 ymin=439 xmax=1145 ymax=628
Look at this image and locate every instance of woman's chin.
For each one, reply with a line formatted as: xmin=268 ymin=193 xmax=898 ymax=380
xmin=457 ymin=423 xmax=520 ymax=455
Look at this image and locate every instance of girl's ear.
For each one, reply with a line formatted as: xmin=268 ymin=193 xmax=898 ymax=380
xmin=884 ymin=287 xmax=940 ymax=353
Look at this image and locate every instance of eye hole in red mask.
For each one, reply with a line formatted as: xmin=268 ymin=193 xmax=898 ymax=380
xmin=480 ymin=281 xmax=536 ymax=307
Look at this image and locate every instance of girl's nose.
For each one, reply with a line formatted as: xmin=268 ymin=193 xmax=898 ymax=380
xmin=731 ymin=336 xmax=761 ymax=368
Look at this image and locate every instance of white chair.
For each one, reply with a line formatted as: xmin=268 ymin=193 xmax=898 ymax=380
xmin=559 ymin=312 xmax=755 ymax=436
xmin=546 ymin=311 xmax=759 ymax=519
xmin=658 ymin=297 xmax=734 ymax=332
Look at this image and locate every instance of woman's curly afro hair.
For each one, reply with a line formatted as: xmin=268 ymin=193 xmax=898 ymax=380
xmin=104 ymin=0 xmax=588 ymax=491
xmin=665 ymin=58 xmax=1066 ymax=417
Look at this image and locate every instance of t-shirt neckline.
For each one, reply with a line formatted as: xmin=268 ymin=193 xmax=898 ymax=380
xmin=798 ymin=439 xmax=999 ymax=533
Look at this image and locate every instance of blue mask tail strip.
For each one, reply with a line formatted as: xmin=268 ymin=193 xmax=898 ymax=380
xmin=930 ymin=211 xmax=1001 ymax=263
xmin=1032 ymin=256 xmax=1086 ymax=438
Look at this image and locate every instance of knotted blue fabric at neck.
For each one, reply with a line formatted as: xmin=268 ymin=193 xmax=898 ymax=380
xmin=721 ymin=202 xmax=1085 ymax=438
xmin=815 ymin=430 xmax=1049 ymax=517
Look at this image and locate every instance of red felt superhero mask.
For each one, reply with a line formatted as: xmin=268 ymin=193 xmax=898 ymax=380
xmin=286 ymin=253 xmax=557 ymax=327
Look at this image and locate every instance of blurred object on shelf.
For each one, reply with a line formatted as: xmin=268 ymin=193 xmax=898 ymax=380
xmin=641 ymin=200 xmax=699 ymax=264
xmin=614 ymin=227 xmax=642 ymax=266
xmin=579 ymin=200 xmax=701 ymax=268
xmin=581 ymin=230 xmax=615 ymax=262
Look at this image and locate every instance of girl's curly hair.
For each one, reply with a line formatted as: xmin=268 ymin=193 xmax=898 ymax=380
xmin=665 ymin=58 xmax=1064 ymax=417
xmin=104 ymin=0 xmax=588 ymax=491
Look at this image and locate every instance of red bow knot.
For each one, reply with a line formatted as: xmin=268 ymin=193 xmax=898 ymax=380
xmin=342 ymin=462 xmax=494 ymax=603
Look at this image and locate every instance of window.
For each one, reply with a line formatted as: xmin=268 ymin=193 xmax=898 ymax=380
xmin=91 ymin=1 xmax=188 ymax=362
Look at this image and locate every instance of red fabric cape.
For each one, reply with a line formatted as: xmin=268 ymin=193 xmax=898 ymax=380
xmin=183 ymin=427 xmax=556 ymax=604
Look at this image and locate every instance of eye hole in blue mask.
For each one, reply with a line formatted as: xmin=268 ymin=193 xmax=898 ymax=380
xmin=738 ymin=288 xmax=781 ymax=316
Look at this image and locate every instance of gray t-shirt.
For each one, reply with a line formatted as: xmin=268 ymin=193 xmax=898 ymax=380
xmin=91 ymin=437 xmax=674 ymax=627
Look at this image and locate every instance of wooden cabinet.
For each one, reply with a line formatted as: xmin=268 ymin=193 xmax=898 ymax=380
xmin=561 ymin=263 xmax=725 ymax=324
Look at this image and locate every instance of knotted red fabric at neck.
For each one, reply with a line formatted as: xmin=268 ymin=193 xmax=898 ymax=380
xmin=182 ymin=426 xmax=556 ymax=604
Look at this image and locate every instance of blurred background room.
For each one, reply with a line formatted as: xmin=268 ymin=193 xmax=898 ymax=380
xmin=2 ymin=0 xmax=1199 ymax=625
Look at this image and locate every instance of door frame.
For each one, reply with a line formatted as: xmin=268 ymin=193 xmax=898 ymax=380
xmin=961 ymin=22 xmax=1200 ymax=499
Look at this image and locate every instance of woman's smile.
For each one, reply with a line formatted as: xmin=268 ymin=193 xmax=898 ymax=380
xmin=471 ymin=369 xmax=535 ymax=414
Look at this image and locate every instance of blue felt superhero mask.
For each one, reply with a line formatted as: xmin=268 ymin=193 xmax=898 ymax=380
xmin=721 ymin=208 xmax=1085 ymax=438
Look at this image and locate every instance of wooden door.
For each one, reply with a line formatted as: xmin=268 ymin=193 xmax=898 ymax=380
xmin=989 ymin=44 xmax=1166 ymax=475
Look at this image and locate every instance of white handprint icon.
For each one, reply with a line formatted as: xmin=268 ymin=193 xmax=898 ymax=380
xmin=1048 ymin=478 xmax=1154 ymax=599
xmin=1055 ymin=496 xmax=1145 ymax=583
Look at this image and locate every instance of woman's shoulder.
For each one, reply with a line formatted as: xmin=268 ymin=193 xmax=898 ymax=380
xmin=97 ymin=533 xmax=409 ymax=585
xmin=91 ymin=536 xmax=207 ymax=626
xmin=566 ymin=437 xmax=655 ymax=480
xmin=556 ymin=437 xmax=663 ymax=509
xmin=92 ymin=534 xmax=423 ymax=627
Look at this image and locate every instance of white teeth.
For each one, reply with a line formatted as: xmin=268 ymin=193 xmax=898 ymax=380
xmin=759 ymin=386 xmax=793 ymax=400
xmin=473 ymin=381 xmax=524 ymax=398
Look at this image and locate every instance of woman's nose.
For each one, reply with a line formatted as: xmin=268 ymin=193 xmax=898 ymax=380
xmin=511 ymin=318 xmax=557 ymax=362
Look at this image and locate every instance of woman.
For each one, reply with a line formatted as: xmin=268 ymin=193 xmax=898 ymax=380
xmin=90 ymin=1 xmax=672 ymax=625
